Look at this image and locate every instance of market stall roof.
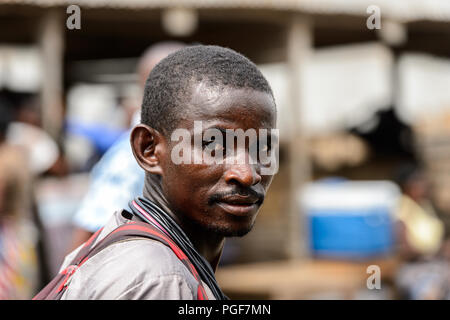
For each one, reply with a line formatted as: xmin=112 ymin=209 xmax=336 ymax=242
xmin=2 ymin=0 xmax=450 ymax=23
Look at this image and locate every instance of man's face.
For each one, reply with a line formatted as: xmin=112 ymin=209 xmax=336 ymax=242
xmin=159 ymin=83 xmax=277 ymax=237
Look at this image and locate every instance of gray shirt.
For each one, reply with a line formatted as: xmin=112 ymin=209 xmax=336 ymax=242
xmin=59 ymin=210 xmax=215 ymax=300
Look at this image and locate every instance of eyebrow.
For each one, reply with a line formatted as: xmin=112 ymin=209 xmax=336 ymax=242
xmin=207 ymin=127 xmax=228 ymax=136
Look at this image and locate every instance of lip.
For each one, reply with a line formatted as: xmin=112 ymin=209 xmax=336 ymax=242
xmin=219 ymin=195 xmax=260 ymax=205
xmin=215 ymin=201 xmax=259 ymax=217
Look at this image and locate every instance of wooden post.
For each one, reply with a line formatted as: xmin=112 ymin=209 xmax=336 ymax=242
xmin=286 ymin=14 xmax=313 ymax=260
xmin=38 ymin=9 xmax=64 ymax=141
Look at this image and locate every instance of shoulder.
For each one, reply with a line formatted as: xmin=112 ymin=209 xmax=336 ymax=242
xmin=62 ymin=238 xmax=198 ymax=300
xmin=96 ymin=237 xmax=191 ymax=276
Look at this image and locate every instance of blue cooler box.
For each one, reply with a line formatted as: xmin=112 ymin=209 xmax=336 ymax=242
xmin=301 ymin=180 xmax=400 ymax=259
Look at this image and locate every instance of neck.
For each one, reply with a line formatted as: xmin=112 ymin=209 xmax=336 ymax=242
xmin=142 ymin=174 xmax=225 ymax=271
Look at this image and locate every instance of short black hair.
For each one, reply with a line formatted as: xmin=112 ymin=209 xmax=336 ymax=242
xmin=141 ymin=45 xmax=274 ymax=135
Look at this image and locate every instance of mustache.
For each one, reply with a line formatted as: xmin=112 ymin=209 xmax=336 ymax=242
xmin=208 ymin=188 xmax=265 ymax=205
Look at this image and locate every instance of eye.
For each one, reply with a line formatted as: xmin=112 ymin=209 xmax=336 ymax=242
xmin=258 ymin=139 xmax=272 ymax=153
xmin=255 ymin=137 xmax=272 ymax=163
xmin=260 ymin=143 xmax=269 ymax=153
xmin=202 ymin=139 xmax=225 ymax=152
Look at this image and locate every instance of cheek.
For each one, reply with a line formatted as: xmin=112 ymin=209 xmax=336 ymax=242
xmin=260 ymin=174 xmax=274 ymax=190
xmin=163 ymin=162 xmax=223 ymax=206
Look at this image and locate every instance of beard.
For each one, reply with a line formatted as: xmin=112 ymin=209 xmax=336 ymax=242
xmin=179 ymin=210 xmax=257 ymax=238
xmin=204 ymin=220 xmax=256 ymax=237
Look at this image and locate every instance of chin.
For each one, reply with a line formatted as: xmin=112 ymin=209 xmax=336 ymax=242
xmin=183 ymin=208 xmax=257 ymax=237
xmin=206 ymin=221 xmax=255 ymax=238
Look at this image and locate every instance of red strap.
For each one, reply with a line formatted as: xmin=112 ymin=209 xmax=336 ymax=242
xmin=83 ymin=227 xmax=104 ymax=249
xmin=45 ymin=220 xmax=208 ymax=300
xmin=56 ymin=265 xmax=78 ymax=293
xmin=110 ymin=223 xmax=189 ymax=261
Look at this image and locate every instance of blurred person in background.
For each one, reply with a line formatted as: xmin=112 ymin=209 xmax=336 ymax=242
xmin=4 ymin=94 xmax=62 ymax=286
xmin=69 ymin=41 xmax=186 ymax=251
xmin=393 ymin=163 xmax=450 ymax=299
xmin=0 ymin=96 xmax=40 ymax=299
xmin=394 ymin=163 xmax=445 ymax=260
xmin=6 ymin=95 xmax=66 ymax=177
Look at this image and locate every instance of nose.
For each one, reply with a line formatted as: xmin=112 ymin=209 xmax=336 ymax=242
xmin=224 ymin=163 xmax=262 ymax=187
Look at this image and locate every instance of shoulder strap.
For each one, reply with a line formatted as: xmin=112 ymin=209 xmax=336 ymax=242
xmin=35 ymin=220 xmax=208 ymax=300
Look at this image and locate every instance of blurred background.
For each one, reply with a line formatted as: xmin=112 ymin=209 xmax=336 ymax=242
xmin=1 ymin=0 xmax=450 ymax=299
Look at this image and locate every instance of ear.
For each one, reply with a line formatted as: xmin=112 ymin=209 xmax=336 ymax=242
xmin=130 ymin=124 xmax=165 ymax=176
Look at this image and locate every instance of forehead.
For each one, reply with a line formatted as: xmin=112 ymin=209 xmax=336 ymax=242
xmin=184 ymin=82 xmax=276 ymax=130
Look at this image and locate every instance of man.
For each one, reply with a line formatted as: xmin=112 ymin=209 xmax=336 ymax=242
xmin=394 ymin=163 xmax=444 ymax=259
xmin=70 ymin=42 xmax=185 ymax=250
xmin=57 ymin=45 xmax=277 ymax=299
